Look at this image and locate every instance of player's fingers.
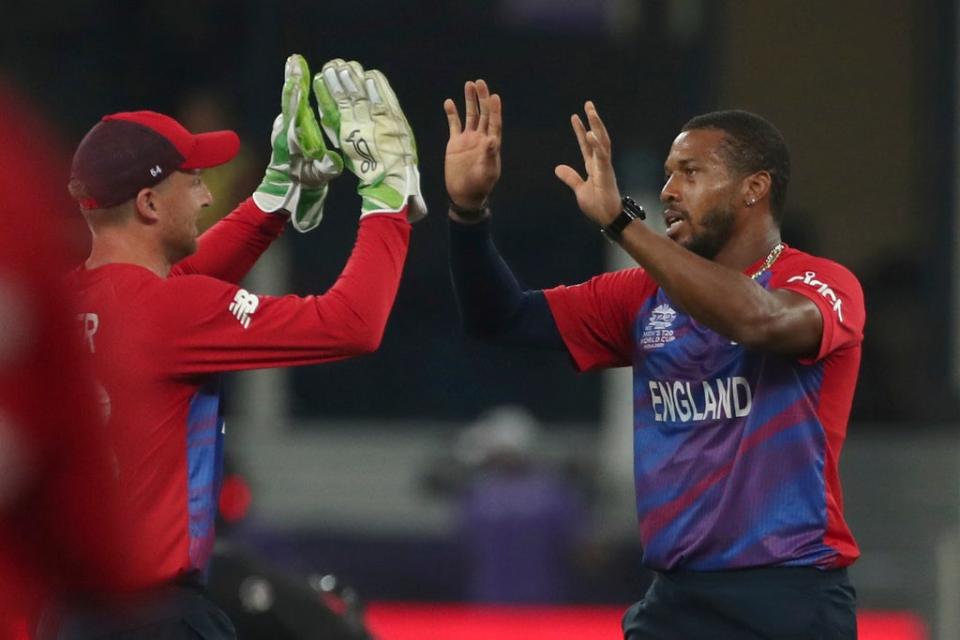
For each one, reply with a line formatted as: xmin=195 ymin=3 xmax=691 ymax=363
xmin=586 ymin=130 xmax=609 ymax=161
xmin=444 ymin=99 xmax=462 ymax=137
xmin=338 ymin=63 xmax=365 ymax=103
xmin=489 ymin=94 xmax=503 ymax=141
xmin=585 ymin=101 xmax=611 ymax=150
xmin=321 ymin=60 xmax=349 ymax=104
xmin=571 ymin=114 xmax=590 ymax=166
xmin=476 ymin=79 xmax=491 ymax=134
xmin=464 ymin=81 xmax=479 ymax=131
xmin=555 ymin=164 xmax=585 ymax=191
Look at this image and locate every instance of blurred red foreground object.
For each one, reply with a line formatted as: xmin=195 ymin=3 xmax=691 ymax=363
xmin=365 ymin=603 xmax=927 ymax=640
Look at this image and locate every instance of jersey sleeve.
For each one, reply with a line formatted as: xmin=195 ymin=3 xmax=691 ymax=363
xmin=169 ymin=197 xmax=286 ymax=284
xmin=769 ymin=255 xmax=865 ymax=363
xmin=155 ymin=213 xmax=410 ymax=376
xmin=542 ymin=268 xmax=656 ymax=372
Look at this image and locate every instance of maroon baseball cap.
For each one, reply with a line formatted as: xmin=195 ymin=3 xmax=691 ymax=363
xmin=69 ymin=110 xmax=240 ymax=210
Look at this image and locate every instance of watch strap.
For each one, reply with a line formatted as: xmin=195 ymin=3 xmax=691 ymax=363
xmin=602 ymin=196 xmax=646 ymax=242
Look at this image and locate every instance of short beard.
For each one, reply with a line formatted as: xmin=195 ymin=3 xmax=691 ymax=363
xmin=684 ymin=203 xmax=735 ymax=259
xmin=164 ymin=236 xmax=198 ymax=266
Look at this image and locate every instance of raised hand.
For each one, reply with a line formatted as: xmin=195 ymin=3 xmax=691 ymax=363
xmin=314 ymin=59 xmax=427 ymax=222
xmin=254 ymin=54 xmax=343 ymax=232
xmin=444 ymin=80 xmax=502 ymax=212
xmin=554 ymin=101 xmax=622 ymax=226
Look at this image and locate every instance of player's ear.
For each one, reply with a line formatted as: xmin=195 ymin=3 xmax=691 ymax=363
xmin=135 ymin=188 xmax=160 ymax=222
xmin=741 ymin=171 xmax=771 ymax=209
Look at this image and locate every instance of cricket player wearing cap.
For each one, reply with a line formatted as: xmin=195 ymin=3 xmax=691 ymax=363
xmin=53 ymin=55 xmax=425 ymax=639
xmin=445 ymin=81 xmax=862 ymax=638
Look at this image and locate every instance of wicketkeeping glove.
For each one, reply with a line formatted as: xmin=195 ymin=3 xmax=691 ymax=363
xmin=253 ymin=54 xmax=343 ymax=232
xmin=313 ymin=59 xmax=427 ymax=222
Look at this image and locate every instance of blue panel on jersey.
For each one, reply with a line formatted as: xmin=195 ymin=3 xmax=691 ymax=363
xmin=185 ymin=378 xmax=224 ymax=576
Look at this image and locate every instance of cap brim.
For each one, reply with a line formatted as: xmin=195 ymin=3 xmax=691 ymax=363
xmin=180 ymin=130 xmax=240 ymax=170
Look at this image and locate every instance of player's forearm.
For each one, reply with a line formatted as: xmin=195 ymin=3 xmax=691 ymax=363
xmin=449 ymin=216 xmax=564 ymax=348
xmin=449 ymin=216 xmax=525 ymax=337
xmin=171 ymin=197 xmax=286 ymax=282
xmin=616 ymin=222 xmax=787 ymax=347
xmin=312 ymin=212 xmax=411 ymax=354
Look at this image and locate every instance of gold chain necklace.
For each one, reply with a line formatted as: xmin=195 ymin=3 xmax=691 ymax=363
xmin=749 ymin=242 xmax=785 ymax=280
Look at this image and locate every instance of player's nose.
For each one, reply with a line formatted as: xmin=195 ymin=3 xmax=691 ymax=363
xmin=201 ymin=181 xmax=214 ymax=208
xmin=660 ymin=174 xmax=680 ymax=203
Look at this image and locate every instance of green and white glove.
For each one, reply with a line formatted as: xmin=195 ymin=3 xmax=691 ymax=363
xmin=313 ymin=59 xmax=427 ymax=222
xmin=254 ymin=54 xmax=343 ymax=232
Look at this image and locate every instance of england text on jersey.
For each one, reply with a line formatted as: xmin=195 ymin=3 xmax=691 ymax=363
xmin=648 ymin=377 xmax=752 ymax=423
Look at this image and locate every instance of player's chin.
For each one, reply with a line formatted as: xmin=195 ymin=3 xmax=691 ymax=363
xmin=666 ymin=227 xmax=690 ymax=247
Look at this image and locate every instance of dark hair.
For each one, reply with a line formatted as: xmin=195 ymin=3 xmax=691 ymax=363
xmin=681 ymin=110 xmax=791 ymax=220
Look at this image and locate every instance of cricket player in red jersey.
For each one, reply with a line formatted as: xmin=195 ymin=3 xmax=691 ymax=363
xmin=52 ymin=56 xmax=425 ymax=639
xmin=0 ymin=80 xmax=139 ymax=640
xmin=446 ymin=82 xmax=862 ymax=638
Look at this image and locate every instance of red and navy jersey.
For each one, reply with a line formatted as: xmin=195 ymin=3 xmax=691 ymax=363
xmin=67 ymin=200 xmax=410 ymax=588
xmin=543 ymin=246 xmax=863 ymax=571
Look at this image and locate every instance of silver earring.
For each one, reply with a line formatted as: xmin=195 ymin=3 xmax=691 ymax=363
xmin=746 ymin=198 xmax=756 ymax=207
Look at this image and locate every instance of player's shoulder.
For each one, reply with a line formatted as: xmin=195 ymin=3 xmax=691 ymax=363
xmin=773 ymin=246 xmax=863 ymax=293
xmin=576 ymin=266 xmax=658 ymax=302
xmin=547 ymin=266 xmax=656 ymax=320
xmin=771 ymin=246 xmax=860 ymax=287
xmin=150 ymin=273 xmax=256 ymax=334
xmin=73 ymin=266 xmax=240 ymax=310
xmin=776 ymin=246 xmax=855 ymax=273
xmin=69 ymin=263 xmax=163 ymax=298
xmin=155 ymin=271 xmax=243 ymax=304
xmin=597 ymin=266 xmax=656 ymax=289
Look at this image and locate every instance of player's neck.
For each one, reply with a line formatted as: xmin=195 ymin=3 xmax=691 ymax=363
xmin=86 ymin=230 xmax=171 ymax=278
xmin=712 ymin=216 xmax=782 ymax=273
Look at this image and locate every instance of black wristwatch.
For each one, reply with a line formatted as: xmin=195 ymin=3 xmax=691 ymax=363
xmin=601 ymin=196 xmax=646 ymax=242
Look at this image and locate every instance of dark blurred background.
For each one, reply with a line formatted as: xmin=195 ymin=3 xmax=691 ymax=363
xmin=7 ymin=0 xmax=956 ymax=423
xmin=2 ymin=0 xmax=958 ymax=637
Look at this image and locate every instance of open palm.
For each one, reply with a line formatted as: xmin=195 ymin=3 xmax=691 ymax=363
xmin=444 ymin=80 xmax=502 ymax=210
xmin=555 ymin=101 xmax=623 ymax=226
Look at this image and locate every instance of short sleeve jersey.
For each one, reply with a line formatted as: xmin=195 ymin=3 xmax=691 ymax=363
xmin=543 ymin=246 xmax=863 ymax=571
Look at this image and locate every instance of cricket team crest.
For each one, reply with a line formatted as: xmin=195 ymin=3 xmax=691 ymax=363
xmin=641 ymin=303 xmax=677 ymax=350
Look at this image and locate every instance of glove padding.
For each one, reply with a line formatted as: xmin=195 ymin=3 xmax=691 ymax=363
xmin=313 ymin=59 xmax=426 ymax=222
xmin=254 ymin=54 xmax=343 ymax=232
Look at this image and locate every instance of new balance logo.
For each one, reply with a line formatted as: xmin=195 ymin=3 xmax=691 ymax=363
xmin=228 ymin=289 xmax=259 ymax=329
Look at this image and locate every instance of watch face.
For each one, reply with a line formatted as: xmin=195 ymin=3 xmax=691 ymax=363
xmin=621 ymin=197 xmax=646 ymax=220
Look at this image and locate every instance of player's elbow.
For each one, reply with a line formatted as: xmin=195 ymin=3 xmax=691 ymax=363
xmin=730 ymin=308 xmax=816 ymax=357
xmin=315 ymin=292 xmax=389 ymax=356
xmin=358 ymin=329 xmax=385 ymax=354
xmin=725 ymin=305 xmax=776 ymax=347
xmin=342 ymin=324 xmax=385 ymax=355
